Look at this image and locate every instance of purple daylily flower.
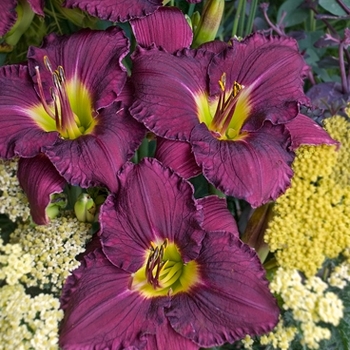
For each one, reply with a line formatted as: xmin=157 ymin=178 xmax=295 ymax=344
xmin=130 ymin=7 xmax=193 ymax=53
xmin=129 ymin=32 xmax=337 ymax=206
xmin=59 ymin=158 xmax=279 ymax=350
xmin=0 ymin=27 xmax=146 ymax=224
xmin=0 ymin=0 xmax=44 ymax=37
xmin=63 ymin=0 xmax=163 ymax=23
xmin=63 ymin=0 xmax=202 ymax=23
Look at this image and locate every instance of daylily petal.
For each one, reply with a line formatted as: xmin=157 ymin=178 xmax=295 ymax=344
xmin=28 ymin=0 xmax=44 ymax=15
xmin=198 ymin=39 xmax=229 ymax=54
xmin=100 ymin=158 xmax=205 ymax=272
xmin=27 ymin=27 xmax=129 ymax=110
xmin=197 ymin=195 xmax=238 ymax=236
xmin=17 ymin=154 xmax=66 ymax=225
xmin=44 ymin=104 xmax=146 ymax=192
xmin=116 ymin=77 xmax=134 ymax=107
xmin=286 ymin=113 xmax=338 ymax=150
xmin=0 ymin=0 xmax=17 ymax=36
xmin=144 ymin=320 xmax=199 ymax=350
xmin=155 ymin=138 xmax=202 ymax=179
xmin=166 ymin=231 xmax=279 ymax=347
xmin=208 ymin=33 xmax=310 ymax=130
xmin=0 ymin=65 xmax=59 ymax=159
xmin=130 ymin=47 xmax=213 ymax=141
xmin=60 ymin=248 xmax=170 ymax=350
xmin=63 ymin=0 xmax=163 ymax=23
xmin=191 ymin=122 xmax=294 ymax=207
xmin=130 ymin=7 xmax=193 ymax=52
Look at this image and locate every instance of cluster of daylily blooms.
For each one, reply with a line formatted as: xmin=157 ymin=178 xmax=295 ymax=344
xmin=0 ymin=0 xmax=340 ymax=349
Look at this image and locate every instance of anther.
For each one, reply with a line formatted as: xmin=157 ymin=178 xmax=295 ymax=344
xmin=53 ymin=72 xmax=61 ymax=89
xmin=58 ymin=66 xmax=66 ymax=83
xmin=233 ymin=81 xmax=244 ymax=97
xmin=218 ymin=72 xmax=226 ymax=91
xmin=44 ymin=56 xmax=53 ymax=73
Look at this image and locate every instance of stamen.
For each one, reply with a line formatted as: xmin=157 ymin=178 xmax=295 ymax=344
xmin=51 ymin=68 xmax=79 ymax=137
xmin=233 ymin=81 xmax=244 ymax=96
xmin=32 ymin=56 xmax=95 ymax=139
xmin=210 ymin=74 xmax=246 ymax=139
xmin=50 ymin=89 xmax=61 ymax=131
xmin=218 ymin=72 xmax=226 ymax=91
xmin=52 ymin=72 xmax=61 ymax=90
xmin=44 ymin=56 xmax=53 ymax=74
xmin=57 ymin=66 xmax=65 ymax=83
xmin=130 ymin=240 xmax=198 ymax=297
xmin=145 ymin=240 xmax=168 ymax=289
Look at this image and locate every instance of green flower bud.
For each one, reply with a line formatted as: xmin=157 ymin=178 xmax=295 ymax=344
xmin=74 ymin=193 xmax=96 ymax=223
xmin=192 ymin=0 xmax=225 ymax=48
xmin=52 ymin=0 xmax=97 ymax=28
xmin=190 ymin=11 xmax=201 ymax=33
xmin=1 ymin=0 xmax=35 ymax=51
xmin=241 ymin=203 xmax=273 ymax=263
xmin=46 ymin=193 xmax=67 ymax=221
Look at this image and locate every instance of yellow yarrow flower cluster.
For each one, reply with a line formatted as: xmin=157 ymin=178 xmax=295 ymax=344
xmin=241 ymin=335 xmax=254 ymax=349
xmin=260 ymin=317 xmax=297 ymax=350
xmin=265 ymin=115 xmax=350 ymax=277
xmin=0 ymin=284 xmax=63 ymax=350
xmin=0 ymin=159 xmax=30 ymax=222
xmin=265 ymin=267 xmax=344 ymax=349
xmin=328 ymin=260 xmax=350 ymax=289
xmin=10 ymin=212 xmax=92 ymax=292
xmin=0 ymin=238 xmax=33 ymax=285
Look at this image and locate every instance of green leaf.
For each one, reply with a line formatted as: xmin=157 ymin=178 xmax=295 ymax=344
xmin=319 ymin=0 xmax=350 ymax=16
xmin=0 ymin=214 xmax=17 ymax=243
xmin=277 ymin=0 xmax=308 ymax=27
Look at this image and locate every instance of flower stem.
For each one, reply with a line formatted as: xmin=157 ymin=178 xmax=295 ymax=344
xmin=187 ymin=3 xmax=196 ymax=17
xmin=245 ymin=0 xmax=257 ymax=36
xmin=232 ymin=0 xmax=244 ymax=37
xmin=237 ymin=0 xmax=246 ymax=38
xmin=339 ymin=41 xmax=349 ymax=94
